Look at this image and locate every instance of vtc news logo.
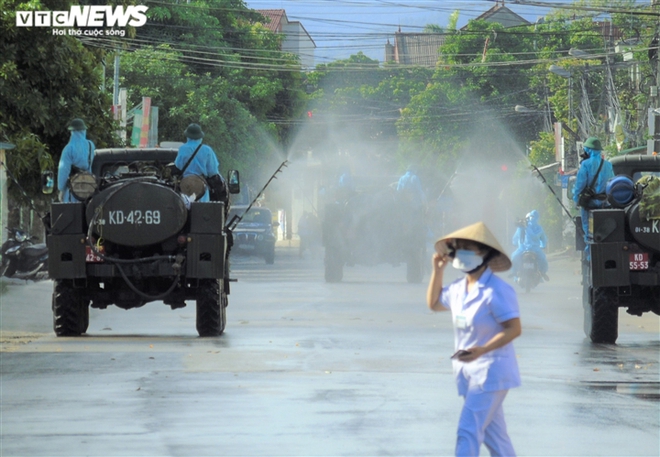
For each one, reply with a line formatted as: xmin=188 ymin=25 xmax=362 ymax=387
xmin=16 ymin=5 xmax=148 ymax=27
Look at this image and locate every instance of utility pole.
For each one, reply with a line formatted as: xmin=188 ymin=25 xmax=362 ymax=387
xmin=112 ymin=52 xmax=120 ymax=106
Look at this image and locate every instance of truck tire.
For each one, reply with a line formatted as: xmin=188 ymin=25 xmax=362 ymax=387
xmin=79 ymin=302 xmax=89 ymax=334
xmin=196 ymin=279 xmax=226 ymax=337
xmin=589 ymin=287 xmax=619 ymax=344
xmin=324 ymin=248 xmax=343 ymax=283
xmin=582 ymin=285 xmax=592 ymax=338
xmin=265 ymin=245 xmax=275 ymax=265
xmin=53 ymin=280 xmax=88 ymax=336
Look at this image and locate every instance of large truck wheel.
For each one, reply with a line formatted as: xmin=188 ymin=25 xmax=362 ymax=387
xmin=196 ymin=279 xmax=226 ymax=337
xmin=324 ymin=248 xmax=343 ymax=283
xmin=582 ymin=284 xmax=592 ymax=338
xmin=79 ymin=302 xmax=89 ymax=334
xmin=589 ymin=287 xmax=618 ymax=344
xmin=53 ymin=280 xmax=88 ymax=337
xmin=264 ymin=244 xmax=275 ymax=265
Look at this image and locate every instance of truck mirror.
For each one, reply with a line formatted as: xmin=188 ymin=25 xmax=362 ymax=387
xmin=228 ymin=170 xmax=240 ymax=194
xmin=41 ymin=170 xmax=55 ymax=195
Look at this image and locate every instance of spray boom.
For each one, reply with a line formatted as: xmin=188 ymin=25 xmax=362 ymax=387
xmin=530 ymin=164 xmax=578 ymax=228
xmin=227 ymin=161 xmax=289 ymax=231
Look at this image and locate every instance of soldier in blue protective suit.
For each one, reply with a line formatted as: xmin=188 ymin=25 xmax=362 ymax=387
xmin=572 ymin=137 xmax=614 ymax=255
xmin=175 ymin=123 xmax=221 ymax=202
xmin=396 ymin=165 xmax=426 ymax=208
xmin=511 ymin=210 xmax=549 ymax=281
xmin=57 ymin=118 xmax=95 ymax=202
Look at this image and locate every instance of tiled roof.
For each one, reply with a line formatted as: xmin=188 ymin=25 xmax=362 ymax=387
xmin=256 ymin=9 xmax=286 ymax=33
xmin=463 ymin=4 xmax=529 ymax=29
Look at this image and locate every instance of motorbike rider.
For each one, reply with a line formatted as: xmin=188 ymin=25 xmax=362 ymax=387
xmin=57 ymin=118 xmax=95 ymax=202
xmin=572 ymin=137 xmax=614 ymax=258
xmin=175 ymin=123 xmax=221 ymax=202
xmin=511 ymin=210 xmax=549 ymax=282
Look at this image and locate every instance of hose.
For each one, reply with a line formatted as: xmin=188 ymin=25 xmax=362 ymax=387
xmin=85 ymin=180 xmax=184 ymax=301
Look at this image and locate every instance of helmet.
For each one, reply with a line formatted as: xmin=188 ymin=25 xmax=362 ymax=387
xmin=583 ymin=137 xmax=602 ymax=151
xmin=525 ymin=209 xmax=539 ymax=223
xmin=68 ymin=118 xmax=87 ymax=131
xmin=606 ymin=175 xmax=636 ymax=208
xmin=184 ymin=123 xmax=204 ymax=139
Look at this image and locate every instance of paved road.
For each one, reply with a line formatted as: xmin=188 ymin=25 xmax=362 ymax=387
xmin=1 ymin=247 xmax=658 ymax=456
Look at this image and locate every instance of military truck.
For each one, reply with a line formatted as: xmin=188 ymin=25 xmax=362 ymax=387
xmin=47 ymin=148 xmax=239 ymax=337
xmin=580 ymin=154 xmax=660 ymax=344
xmin=322 ymin=185 xmax=425 ymax=283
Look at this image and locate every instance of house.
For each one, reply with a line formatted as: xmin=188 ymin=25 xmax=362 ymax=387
xmin=384 ymin=2 xmax=529 ymax=67
xmin=385 ymin=30 xmax=445 ymax=67
xmin=257 ymin=9 xmax=316 ymax=69
xmin=460 ymin=2 xmax=530 ymax=30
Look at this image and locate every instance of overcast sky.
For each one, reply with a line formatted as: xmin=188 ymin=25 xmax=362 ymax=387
xmin=244 ymin=0 xmax=613 ymax=64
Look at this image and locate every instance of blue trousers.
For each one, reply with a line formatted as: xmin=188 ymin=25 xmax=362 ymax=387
xmin=456 ymin=389 xmax=516 ymax=457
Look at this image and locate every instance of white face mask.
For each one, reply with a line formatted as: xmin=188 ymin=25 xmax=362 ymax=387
xmin=451 ymin=249 xmax=484 ymax=273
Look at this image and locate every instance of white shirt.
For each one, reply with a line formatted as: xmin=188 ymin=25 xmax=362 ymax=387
xmin=440 ymin=268 xmax=521 ymax=394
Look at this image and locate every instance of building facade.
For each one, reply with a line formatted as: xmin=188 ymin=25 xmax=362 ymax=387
xmin=257 ymin=9 xmax=316 ymax=69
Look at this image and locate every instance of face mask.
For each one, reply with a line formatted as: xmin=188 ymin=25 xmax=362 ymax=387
xmin=451 ymin=249 xmax=484 ymax=273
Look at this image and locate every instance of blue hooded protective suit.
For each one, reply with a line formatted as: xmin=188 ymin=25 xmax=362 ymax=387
xmin=396 ymin=170 xmax=425 ymax=207
xmin=57 ymin=130 xmax=95 ymax=202
xmin=174 ymin=138 xmax=220 ymax=202
xmin=511 ymin=210 xmax=548 ymax=276
xmin=572 ymin=147 xmax=615 ymax=247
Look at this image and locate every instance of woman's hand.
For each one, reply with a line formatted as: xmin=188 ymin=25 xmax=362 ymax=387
xmin=427 ymin=252 xmax=449 ymax=311
xmin=432 ymin=252 xmax=450 ymax=271
xmin=457 ymin=346 xmax=486 ymax=363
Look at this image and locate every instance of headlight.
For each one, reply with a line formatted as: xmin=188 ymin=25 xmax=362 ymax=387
xmin=70 ymin=172 xmax=98 ymax=201
xmin=257 ymin=234 xmax=264 ymax=241
xmin=15 ymin=231 xmax=27 ymax=242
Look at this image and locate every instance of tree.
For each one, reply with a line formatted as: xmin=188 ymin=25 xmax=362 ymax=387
xmin=115 ymin=1 xmax=306 ymax=180
xmin=305 ymin=53 xmax=433 ymax=167
xmin=397 ymin=19 xmax=541 ymax=174
xmin=1 ymin=0 xmax=116 ymax=201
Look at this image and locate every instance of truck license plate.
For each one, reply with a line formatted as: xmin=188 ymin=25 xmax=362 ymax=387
xmin=85 ymin=245 xmax=104 ymax=263
xmin=629 ymin=253 xmax=649 ymax=271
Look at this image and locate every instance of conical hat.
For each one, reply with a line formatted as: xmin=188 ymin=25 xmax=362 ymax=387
xmin=434 ymin=221 xmax=512 ymax=272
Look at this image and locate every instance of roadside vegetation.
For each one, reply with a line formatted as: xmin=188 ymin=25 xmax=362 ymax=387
xmin=1 ymin=0 xmax=657 ymax=241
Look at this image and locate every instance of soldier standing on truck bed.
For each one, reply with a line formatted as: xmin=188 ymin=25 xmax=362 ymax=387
xmin=57 ymin=118 xmax=95 ymax=202
xmin=175 ymin=123 xmax=221 ymax=203
xmin=573 ymin=137 xmax=614 ymax=258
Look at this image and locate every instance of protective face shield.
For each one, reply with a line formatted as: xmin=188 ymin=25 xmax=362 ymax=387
xmin=580 ymin=148 xmax=590 ymax=161
xmin=451 ymin=249 xmax=484 ymax=273
xmin=526 ymin=210 xmax=539 ymax=224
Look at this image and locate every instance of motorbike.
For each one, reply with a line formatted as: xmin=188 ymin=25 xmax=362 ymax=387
xmin=516 ymin=250 xmax=542 ymax=293
xmin=1 ymin=228 xmax=49 ymax=280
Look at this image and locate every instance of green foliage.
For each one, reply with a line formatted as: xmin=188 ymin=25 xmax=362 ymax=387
xmin=306 ymin=54 xmax=433 ymax=164
xmin=397 ymin=19 xmax=541 ymax=172
xmin=529 ymin=132 xmax=556 ymax=167
xmin=118 ymin=1 xmax=306 ymax=181
xmin=1 ymin=0 xmax=116 ymax=202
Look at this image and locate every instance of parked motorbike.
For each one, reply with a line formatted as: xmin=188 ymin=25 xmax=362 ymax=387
xmin=1 ymin=228 xmax=48 ymax=280
xmin=515 ymin=250 xmax=542 ymax=293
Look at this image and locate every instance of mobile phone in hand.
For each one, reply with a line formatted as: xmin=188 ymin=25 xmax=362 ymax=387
xmin=451 ymin=350 xmax=472 ymax=359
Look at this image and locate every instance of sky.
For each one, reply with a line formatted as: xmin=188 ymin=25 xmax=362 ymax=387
xmin=243 ymin=0 xmax=624 ymax=64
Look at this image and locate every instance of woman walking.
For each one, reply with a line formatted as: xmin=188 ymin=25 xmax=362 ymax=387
xmin=426 ymin=221 xmax=521 ymax=457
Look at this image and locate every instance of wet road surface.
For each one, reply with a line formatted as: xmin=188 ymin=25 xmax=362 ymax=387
xmin=1 ymin=247 xmax=658 ymax=456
